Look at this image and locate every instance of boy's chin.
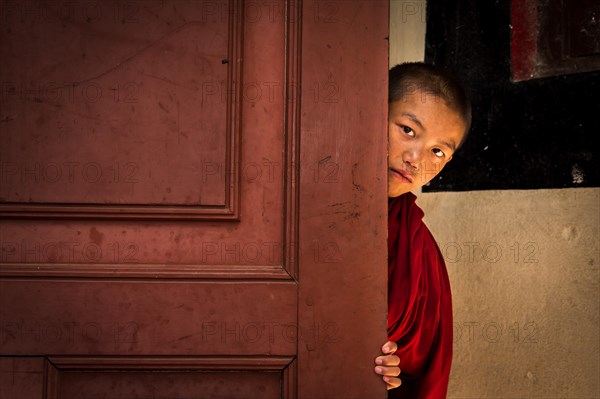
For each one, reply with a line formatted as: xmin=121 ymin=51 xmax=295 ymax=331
xmin=388 ymin=185 xmax=412 ymax=198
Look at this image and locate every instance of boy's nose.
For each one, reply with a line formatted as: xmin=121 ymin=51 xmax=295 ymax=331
xmin=403 ymin=159 xmax=419 ymax=171
xmin=404 ymin=150 xmax=423 ymax=170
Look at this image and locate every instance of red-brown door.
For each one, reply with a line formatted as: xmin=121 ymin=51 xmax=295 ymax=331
xmin=0 ymin=1 xmax=388 ymax=398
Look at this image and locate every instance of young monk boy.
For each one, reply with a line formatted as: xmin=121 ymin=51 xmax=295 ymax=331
xmin=374 ymin=62 xmax=472 ymax=398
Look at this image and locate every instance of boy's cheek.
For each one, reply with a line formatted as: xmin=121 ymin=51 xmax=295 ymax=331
xmin=418 ymin=161 xmax=448 ymax=185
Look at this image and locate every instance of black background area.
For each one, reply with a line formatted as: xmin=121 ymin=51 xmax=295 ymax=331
xmin=422 ymin=0 xmax=599 ymax=191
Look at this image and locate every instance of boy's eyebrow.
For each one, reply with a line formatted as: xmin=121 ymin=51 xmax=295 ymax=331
xmin=401 ymin=113 xmax=425 ymax=131
xmin=441 ymin=140 xmax=457 ymax=152
xmin=402 ymin=112 xmax=457 ymax=152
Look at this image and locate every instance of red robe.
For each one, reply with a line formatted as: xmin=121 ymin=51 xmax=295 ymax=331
xmin=387 ymin=192 xmax=453 ymax=399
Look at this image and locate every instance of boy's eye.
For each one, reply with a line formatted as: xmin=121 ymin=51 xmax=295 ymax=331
xmin=433 ymin=148 xmax=445 ymax=157
xmin=400 ymin=125 xmax=414 ymax=136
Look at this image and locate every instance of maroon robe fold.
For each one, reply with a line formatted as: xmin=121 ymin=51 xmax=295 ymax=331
xmin=387 ymin=192 xmax=453 ymax=399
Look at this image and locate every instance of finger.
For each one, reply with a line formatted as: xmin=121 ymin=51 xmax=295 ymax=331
xmin=384 ymin=376 xmax=402 ymax=390
xmin=374 ymin=366 xmax=401 ymax=377
xmin=375 ymin=354 xmax=400 ymax=366
xmin=382 ymin=341 xmax=398 ymax=355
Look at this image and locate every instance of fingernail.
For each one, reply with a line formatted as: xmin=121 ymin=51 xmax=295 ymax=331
xmin=376 ymin=358 xmax=382 ymax=365
xmin=383 ymin=376 xmax=390 ymax=382
xmin=375 ymin=367 xmax=382 ymax=373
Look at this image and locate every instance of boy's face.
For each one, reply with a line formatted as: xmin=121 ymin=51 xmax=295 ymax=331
xmin=388 ymin=90 xmax=466 ymax=197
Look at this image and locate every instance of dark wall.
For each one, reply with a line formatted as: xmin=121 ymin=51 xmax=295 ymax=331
xmin=423 ymin=0 xmax=599 ymax=191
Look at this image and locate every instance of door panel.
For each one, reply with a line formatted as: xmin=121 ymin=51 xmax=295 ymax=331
xmin=0 ymin=0 xmax=245 ymax=219
xmin=0 ymin=357 xmax=45 ymax=399
xmin=0 ymin=1 xmax=388 ymax=397
xmin=298 ymin=2 xmax=389 ymax=397
xmin=0 ymin=280 xmax=296 ymax=355
xmin=46 ymin=357 xmax=291 ymax=399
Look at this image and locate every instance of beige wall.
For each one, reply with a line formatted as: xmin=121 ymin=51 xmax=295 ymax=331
xmin=419 ymin=189 xmax=599 ymax=398
xmin=390 ymin=0 xmax=426 ymax=65
xmin=389 ymin=1 xmax=600 ymax=397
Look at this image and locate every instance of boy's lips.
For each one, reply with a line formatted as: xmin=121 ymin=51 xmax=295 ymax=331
xmin=390 ymin=168 xmax=414 ymax=183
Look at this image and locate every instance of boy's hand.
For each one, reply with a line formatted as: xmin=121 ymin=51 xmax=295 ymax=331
xmin=374 ymin=341 xmax=401 ymax=390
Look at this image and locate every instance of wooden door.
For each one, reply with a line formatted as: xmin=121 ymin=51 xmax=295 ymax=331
xmin=0 ymin=1 xmax=388 ymax=398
